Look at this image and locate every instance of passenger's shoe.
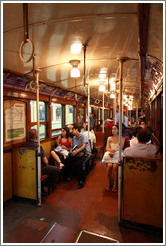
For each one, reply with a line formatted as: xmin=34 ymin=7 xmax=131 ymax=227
xmin=48 ymin=184 xmax=56 ymax=194
xmin=64 ymin=176 xmax=72 ymax=183
xmin=77 ymin=180 xmax=85 ymax=189
xmin=41 ymin=187 xmax=48 ymax=196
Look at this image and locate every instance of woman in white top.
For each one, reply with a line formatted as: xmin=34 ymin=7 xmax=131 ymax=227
xmin=102 ymin=125 xmax=125 ymax=192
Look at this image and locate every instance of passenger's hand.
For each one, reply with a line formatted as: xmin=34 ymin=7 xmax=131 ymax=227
xmin=71 ymin=150 xmax=78 ymax=156
xmin=61 ymin=145 xmax=66 ymax=149
xmin=60 ymin=163 xmax=64 ymax=169
xmin=109 ymin=149 xmax=115 ymax=157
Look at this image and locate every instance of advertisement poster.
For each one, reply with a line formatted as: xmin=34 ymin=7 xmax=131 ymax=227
xmin=5 ymin=103 xmax=26 ymax=142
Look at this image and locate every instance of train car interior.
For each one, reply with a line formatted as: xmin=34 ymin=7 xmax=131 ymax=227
xmin=2 ymin=2 xmax=164 ymax=244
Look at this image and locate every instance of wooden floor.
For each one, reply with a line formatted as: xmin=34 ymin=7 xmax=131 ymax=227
xmin=3 ymin=158 xmax=163 ymax=243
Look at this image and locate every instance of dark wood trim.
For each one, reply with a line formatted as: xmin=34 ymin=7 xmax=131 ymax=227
xmin=137 ymin=3 xmax=150 ymax=107
xmin=48 ymin=100 xmax=52 ymax=139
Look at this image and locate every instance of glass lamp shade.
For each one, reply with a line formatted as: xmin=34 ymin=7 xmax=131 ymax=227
xmin=99 ymin=84 xmax=106 ymax=92
xmin=70 ymin=67 xmax=80 ymax=78
xmin=110 ymin=93 xmax=115 ymax=98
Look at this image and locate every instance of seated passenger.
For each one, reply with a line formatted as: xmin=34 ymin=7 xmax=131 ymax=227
xmin=83 ymin=125 xmax=98 ymax=168
xmin=68 ymin=124 xmax=74 ymax=138
xmin=124 ymin=128 xmax=160 ymax=157
xmin=67 ymin=125 xmax=91 ymax=188
xmin=122 ymin=123 xmax=132 ymax=140
xmin=139 ymin=118 xmax=153 ymax=133
xmin=24 ymin=129 xmax=60 ymax=193
xmin=105 ymin=119 xmax=114 ymax=128
xmin=49 ymin=127 xmax=72 ymax=169
xmin=130 ymin=126 xmax=142 ymax=147
xmin=102 ymin=125 xmax=125 ymax=193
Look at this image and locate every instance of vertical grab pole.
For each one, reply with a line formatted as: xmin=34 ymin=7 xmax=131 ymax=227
xmin=87 ymin=77 xmax=90 ymax=139
xmin=118 ymin=58 xmax=125 ymax=223
xmin=136 ymin=104 xmax=138 ymax=123
xmin=36 ymin=70 xmax=41 ymax=206
xmin=102 ymin=92 xmax=105 ymax=133
xmin=114 ymin=84 xmax=116 ymax=124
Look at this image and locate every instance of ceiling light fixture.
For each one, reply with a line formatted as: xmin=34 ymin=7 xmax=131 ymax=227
xmin=99 ymin=67 xmax=107 ymax=79
xmin=69 ymin=59 xmax=80 ymax=78
xmin=99 ymin=84 xmax=106 ymax=92
xmin=110 ymin=93 xmax=115 ymax=98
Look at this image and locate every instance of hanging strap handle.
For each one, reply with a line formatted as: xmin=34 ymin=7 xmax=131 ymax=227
xmin=19 ymin=3 xmax=34 ymax=63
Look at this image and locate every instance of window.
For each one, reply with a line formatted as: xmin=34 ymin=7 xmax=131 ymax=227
xmin=51 ymin=103 xmax=62 ymax=136
xmin=30 ymin=101 xmax=47 ymax=139
xmin=98 ymin=108 xmax=101 ymax=124
xmin=104 ymin=110 xmax=107 ymax=120
xmin=78 ymin=107 xmax=84 ymax=125
xmin=110 ymin=109 xmax=113 ymax=119
xmin=65 ymin=105 xmax=74 ymax=125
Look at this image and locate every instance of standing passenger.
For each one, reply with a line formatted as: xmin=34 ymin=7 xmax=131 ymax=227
xmin=89 ymin=113 xmax=96 ymax=129
xmin=83 ymin=125 xmax=97 ymax=168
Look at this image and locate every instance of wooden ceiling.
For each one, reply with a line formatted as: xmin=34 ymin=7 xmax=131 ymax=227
xmin=3 ymin=2 xmax=163 ymax=108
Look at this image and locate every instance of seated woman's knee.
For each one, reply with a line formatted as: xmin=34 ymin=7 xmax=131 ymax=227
xmin=107 ymin=162 xmax=112 ymax=168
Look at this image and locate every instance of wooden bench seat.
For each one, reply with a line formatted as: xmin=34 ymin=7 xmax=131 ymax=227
xmin=121 ymin=155 xmax=163 ymax=229
xmin=12 ymin=147 xmax=50 ymax=205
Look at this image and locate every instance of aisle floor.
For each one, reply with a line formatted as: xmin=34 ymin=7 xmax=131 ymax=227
xmin=3 ymin=160 xmax=163 ymax=244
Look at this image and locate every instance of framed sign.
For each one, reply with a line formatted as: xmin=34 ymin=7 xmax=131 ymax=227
xmin=4 ymin=100 xmax=26 ymax=145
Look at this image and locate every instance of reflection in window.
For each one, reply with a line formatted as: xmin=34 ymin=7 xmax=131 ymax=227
xmin=52 ymin=129 xmax=62 ymax=137
xmin=98 ymin=108 xmax=101 ymax=124
xmin=110 ymin=109 xmax=113 ymax=119
xmin=65 ymin=105 xmax=74 ymax=125
xmin=30 ymin=100 xmax=47 ymax=140
xmin=78 ymin=108 xmax=84 ymax=124
xmin=30 ymin=101 xmax=46 ymax=122
xmin=51 ymin=103 xmax=62 ymax=130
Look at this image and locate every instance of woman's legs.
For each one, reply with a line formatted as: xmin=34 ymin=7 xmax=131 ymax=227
xmin=50 ymin=151 xmax=64 ymax=169
xmin=112 ymin=163 xmax=118 ymax=192
xmin=106 ymin=162 xmax=113 ymax=189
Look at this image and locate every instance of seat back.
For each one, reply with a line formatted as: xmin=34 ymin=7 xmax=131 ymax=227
xmin=123 ymin=139 xmax=130 ymax=150
xmin=122 ymin=156 xmax=163 ymax=228
xmin=104 ymin=127 xmax=112 ymax=140
xmin=95 ymin=132 xmax=105 ymax=148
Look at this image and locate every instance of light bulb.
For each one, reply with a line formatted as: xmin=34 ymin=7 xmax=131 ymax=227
xmin=110 ymin=93 xmax=115 ymax=98
xmin=70 ymin=43 xmax=82 ymax=54
xmin=99 ymin=84 xmax=106 ymax=92
xmin=70 ymin=68 xmax=80 ymax=78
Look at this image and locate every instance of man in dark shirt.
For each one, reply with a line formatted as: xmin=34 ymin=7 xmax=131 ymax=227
xmin=24 ymin=129 xmax=60 ymax=193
